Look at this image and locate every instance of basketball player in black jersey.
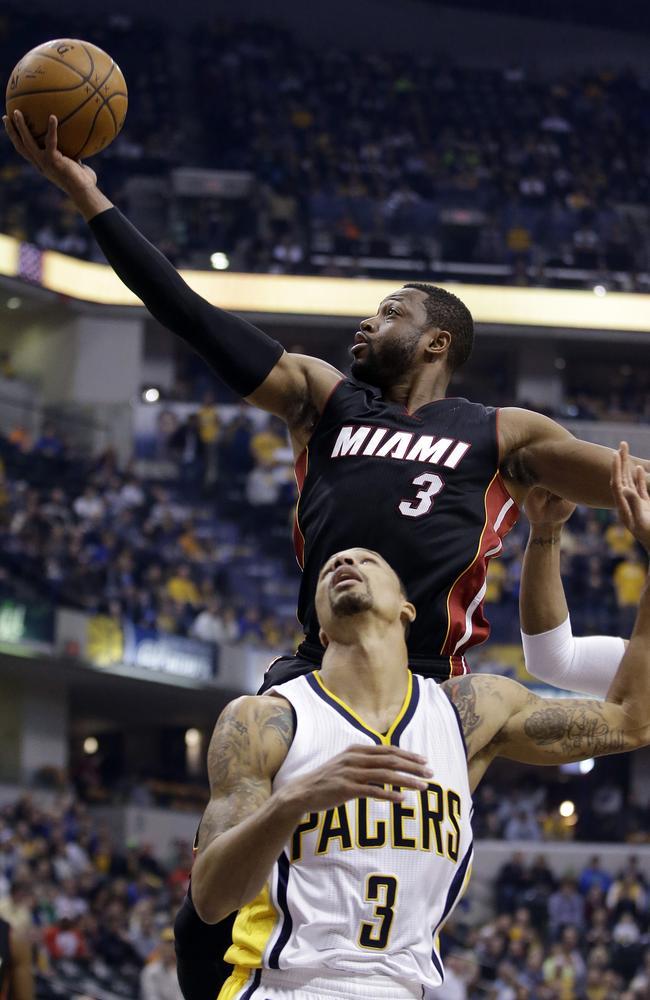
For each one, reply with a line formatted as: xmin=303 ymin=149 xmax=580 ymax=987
xmin=0 ymin=918 xmax=34 ymax=1000
xmin=6 ymin=112 xmax=650 ymax=999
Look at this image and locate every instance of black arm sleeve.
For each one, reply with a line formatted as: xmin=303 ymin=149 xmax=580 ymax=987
xmin=88 ymin=207 xmax=284 ymax=397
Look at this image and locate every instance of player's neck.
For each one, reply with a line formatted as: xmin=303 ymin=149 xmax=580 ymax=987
xmin=382 ymin=365 xmax=450 ymax=412
xmin=319 ymin=625 xmax=409 ymax=728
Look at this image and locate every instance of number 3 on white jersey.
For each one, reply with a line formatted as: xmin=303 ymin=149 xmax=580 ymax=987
xmin=398 ymin=473 xmax=445 ymax=518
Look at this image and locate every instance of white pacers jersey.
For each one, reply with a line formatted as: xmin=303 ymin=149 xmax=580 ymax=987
xmin=224 ymin=670 xmax=473 ymax=993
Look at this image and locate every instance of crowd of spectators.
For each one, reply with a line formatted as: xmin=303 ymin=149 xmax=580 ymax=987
xmin=0 ymin=792 xmax=189 ymax=999
xmin=0 ymin=9 xmax=649 ymax=287
xmin=437 ymin=852 xmax=650 ymax=999
xmin=474 ymin=777 xmax=650 ymax=845
xmin=0 ymin=406 xmax=301 ymax=652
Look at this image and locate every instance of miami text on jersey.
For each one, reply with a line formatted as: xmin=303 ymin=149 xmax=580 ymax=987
xmin=291 ymin=781 xmax=463 ymax=863
xmin=331 ymin=425 xmax=471 ymax=468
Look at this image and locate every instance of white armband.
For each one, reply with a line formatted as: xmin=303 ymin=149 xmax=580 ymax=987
xmin=521 ymin=615 xmax=626 ymax=699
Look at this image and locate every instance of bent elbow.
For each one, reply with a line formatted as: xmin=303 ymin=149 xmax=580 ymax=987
xmin=192 ymin=885 xmax=233 ymax=926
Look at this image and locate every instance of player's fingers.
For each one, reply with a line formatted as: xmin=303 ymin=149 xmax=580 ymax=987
xmin=45 ymin=115 xmax=58 ymax=156
xmin=350 ymin=753 xmax=432 ymax=778
xmin=634 ymin=464 xmax=649 ymax=502
xmin=611 ymin=446 xmax=623 ymax=491
xmin=354 ymin=784 xmax=405 ymax=803
xmin=620 ymin=441 xmax=633 ymax=487
xmin=354 ymin=768 xmax=429 ymax=790
xmin=3 ymin=114 xmax=29 ymax=158
xmin=12 ymin=110 xmax=43 ymax=161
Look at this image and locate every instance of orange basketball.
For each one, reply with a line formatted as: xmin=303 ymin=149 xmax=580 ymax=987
xmin=6 ymin=39 xmax=128 ymax=160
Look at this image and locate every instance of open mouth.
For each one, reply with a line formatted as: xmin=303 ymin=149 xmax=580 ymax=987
xmin=351 ymin=332 xmax=368 ymax=356
xmin=331 ymin=566 xmax=364 ymax=589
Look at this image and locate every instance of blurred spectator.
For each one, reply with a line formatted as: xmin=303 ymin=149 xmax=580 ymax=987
xmin=140 ymin=927 xmax=184 ymax=1000
xmin=190 ymin=596 xmax=239 ymax=644
xmin=548 ymin=879 xmax=585 ymax=938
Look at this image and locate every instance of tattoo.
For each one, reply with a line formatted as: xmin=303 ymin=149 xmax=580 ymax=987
xmin=523 ymin=702 xmax=626 ymax=757
xmin=529 ymin=534 xmax=561 ymax=547
xmin=445 ymin=677 xmax=481 ymax=742
xmin=196 ymin=697 xmax=295 ymax=851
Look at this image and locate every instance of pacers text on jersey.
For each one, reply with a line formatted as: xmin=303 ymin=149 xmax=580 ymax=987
xmin=331 ymin=425 xmax=471 ymax=468
xmin=291 ymin=781 xmax=463 ymax=864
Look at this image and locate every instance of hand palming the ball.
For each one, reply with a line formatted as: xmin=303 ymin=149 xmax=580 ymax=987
xmin=3 ymin=111 xmax=98 ymax=197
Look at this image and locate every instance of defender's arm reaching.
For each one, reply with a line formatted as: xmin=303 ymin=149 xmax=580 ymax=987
xmin=445 ymin=443 xmax=650 ymax=791
xmin=519 ymin=487 xmax=626 ymax=697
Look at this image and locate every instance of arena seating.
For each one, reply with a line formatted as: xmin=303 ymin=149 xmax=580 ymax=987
xmin=1 ymin=10 xmax=648 ymax=287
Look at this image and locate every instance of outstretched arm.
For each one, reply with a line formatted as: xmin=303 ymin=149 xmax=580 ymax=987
xmin=192 ymin=695 xmax=431 ymax=924
xmin=3 ymin=112 xmax=342 ymax=449
xmin=446 ymin=443 xmax=650 ymax=789
xmin=520 ymin=488 xmax=626 ymax=697
xmin=499 ymin=408 xmax=650 ymax=508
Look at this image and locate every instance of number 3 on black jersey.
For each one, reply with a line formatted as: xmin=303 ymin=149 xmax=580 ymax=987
xmin=398 ymin=473 xmax=445 ymax=518
xmin=358 ymin=874 xmax=398 ymax=950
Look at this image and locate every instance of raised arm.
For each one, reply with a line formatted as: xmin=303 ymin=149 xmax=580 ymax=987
xmin=3 ymin=112 xmax=341 ymax=450
xmin=499 ymin=407 xmax=650 ymax=509
xmin=519 ymin=488 xmax=626 ymax=697
xmin=192 ymin=695 xmax=432 ymax=924
xmin=446 ymin=443 xmax=650 ymax=790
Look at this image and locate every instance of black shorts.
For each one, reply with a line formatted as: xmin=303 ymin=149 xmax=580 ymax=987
xmin=258 ymin=645 xmax=467 ymax=693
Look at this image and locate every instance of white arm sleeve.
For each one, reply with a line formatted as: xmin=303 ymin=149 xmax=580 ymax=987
xmin=521 ymin=615 xmax=626 ymax=699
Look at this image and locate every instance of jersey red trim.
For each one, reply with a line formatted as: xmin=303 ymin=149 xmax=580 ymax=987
xmin=292 ymin=447 xmax=309 ymax=569
xmin=440 ymin=473 xmax=519 ymax=658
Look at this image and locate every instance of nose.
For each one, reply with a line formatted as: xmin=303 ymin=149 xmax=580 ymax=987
xmin=331 ymin=554 xmax=356 ymax=571
xmin=359 ymin=317 xmax=374 ymax=334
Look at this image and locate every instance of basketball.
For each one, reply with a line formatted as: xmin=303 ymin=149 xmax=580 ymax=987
xmin=5 ymin=39 xmax=128 ymax=160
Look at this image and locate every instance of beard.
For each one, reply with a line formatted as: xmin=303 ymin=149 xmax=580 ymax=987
xmin=330 ymin=585 xmax=373 ymax=617
xmin=350 ymin=332 xmax=421 ymax=389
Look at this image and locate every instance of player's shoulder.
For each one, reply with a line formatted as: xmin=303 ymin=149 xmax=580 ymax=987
xmin=217 ymin=692 xmax=295 ymax=733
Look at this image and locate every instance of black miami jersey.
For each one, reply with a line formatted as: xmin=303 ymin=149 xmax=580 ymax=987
xmin=293 ymin=379 xmax=519 ymax=678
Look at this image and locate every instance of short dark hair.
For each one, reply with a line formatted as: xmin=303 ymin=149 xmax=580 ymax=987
xmin=403 ymin=282 xmax=474 ymax=372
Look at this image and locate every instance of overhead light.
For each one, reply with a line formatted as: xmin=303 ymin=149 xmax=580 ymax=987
xmin=559 ymin=799 xmax=575 ymax=818
xmin=210 ymin=252 xmax=230 ymax=271
xmin=593 ymin=284 xmax=607 ymax=297
xmin=83 ymin=736 xmax=99 ymax=755
xmin=6 ymin=297 xmax=21 ymax=310
xmin=579 ymin=758 xmax=594 ymax=775
xmin=554 ymin=357 xmax=566 ymax=370
xmin=185 ymin=728 xmax=201 ymax=749
xmin=142 ymin=387 xmax=160 ymax=403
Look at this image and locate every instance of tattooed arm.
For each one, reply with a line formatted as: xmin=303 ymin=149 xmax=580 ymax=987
xmin=445 ymin=559 xmax=650 ymax=792
xmin=192 ymin=694 xmax=432 ymax=923
xmin=191 ymin=694 xmax=297 ymax=924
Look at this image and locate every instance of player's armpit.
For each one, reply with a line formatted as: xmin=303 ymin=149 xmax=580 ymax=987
xmin=247 ymin=353 xmax=343 ymax=449
xmin=195 ymin=695 xmax=295 ymax=853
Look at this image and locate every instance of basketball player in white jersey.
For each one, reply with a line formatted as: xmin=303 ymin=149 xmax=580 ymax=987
xmin=191 ymin=443 xmax=650 ymax=1000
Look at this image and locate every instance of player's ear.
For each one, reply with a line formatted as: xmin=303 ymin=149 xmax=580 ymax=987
xmin=401 ymin=602 xmax=416 ymax=628
xmin=319 ymin=628 xmax=330 ymax=649
xmin=424 ymin=328 xmax=451 ymax=361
